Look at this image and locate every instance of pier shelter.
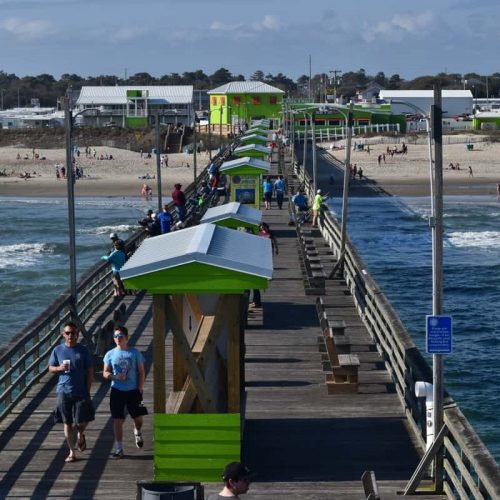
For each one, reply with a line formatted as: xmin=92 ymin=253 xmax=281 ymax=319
xmin=200 ymin=202 xmax=262 ymax=233
xmin=219 ymin=157 xmax=270 ymax=208
xmin=239 ymin=133 xmax=269 ymax=146
xmin=120 ymin=224 xmax=272 ymax=481
xmin=233 ymin=143 xmax=271 ymax=159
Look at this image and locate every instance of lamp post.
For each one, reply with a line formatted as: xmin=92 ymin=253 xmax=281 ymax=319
xmin=155 ymin=112 xmax=163 ymax=211
xmin=389 ymin=90 xmax=445 ymax=493
xmin=62 ymin=97 xmax=99 ymax=346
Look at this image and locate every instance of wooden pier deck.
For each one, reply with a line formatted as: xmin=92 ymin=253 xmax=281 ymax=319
xmin=0 ymin=151 xmax=444 ymax=499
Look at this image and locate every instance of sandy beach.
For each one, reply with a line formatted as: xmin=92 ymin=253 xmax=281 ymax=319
xmin=0 ymin=136 xmax=499 ymax=197
xmin=0 ymin=146 xmax=208 ymax=197
xmin=322 ymin=135 xmax=500 ymax=196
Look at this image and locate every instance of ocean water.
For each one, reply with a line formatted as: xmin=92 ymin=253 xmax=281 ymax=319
xmin=0 ymin=196 xmax=157 ymax=338
xmin=0 ymin=194 xmax=498 ymax=463
xmin=328 ymin=195 xmax=500 ymax=463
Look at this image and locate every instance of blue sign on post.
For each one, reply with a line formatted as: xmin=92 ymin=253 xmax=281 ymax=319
xmin=426 ymin=315 xmax=453 ymax=354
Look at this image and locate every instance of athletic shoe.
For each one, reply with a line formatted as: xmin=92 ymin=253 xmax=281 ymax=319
xmin=110 ymin=449 xmax=124 ymax=459
xmin=135 ymin=432 xmax=144 ymax=448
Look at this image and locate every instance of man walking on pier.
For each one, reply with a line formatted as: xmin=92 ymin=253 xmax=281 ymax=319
xmin=48 ymin=321 xmax=94 ymax=463
xmin=103 ymin=325 xmax=146 ymax=459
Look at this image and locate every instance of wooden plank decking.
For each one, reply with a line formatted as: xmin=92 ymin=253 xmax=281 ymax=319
xmin=0 ymin=149 xmax=444 ymax=499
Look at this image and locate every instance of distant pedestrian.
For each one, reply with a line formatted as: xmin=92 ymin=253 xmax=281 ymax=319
xmin=56 ymin=166 xmax=60 ymax=179
xmin=48 ymin=321 xmax=94 ymax=463
xmin=262 ymin=176 xmax=273 ymax=210
xmin=358 ymin=168 xmax=363 ymax=180
xmin=158 ymin=204 xmax=174 ymax=234
xmin=312 ymin=189 xmax=328 ymax=228
xmin=469 ymin=166 xmax=473 ymax=178
xmin=273 ymin=175 xmax=285 ymax=210
xmin=102 ymin=240 xmax=126 ymax=298
xmin=171 ymin=183 xmax=187 ymax=222
xmin=61 ymin=165 xmax=66 ymax=178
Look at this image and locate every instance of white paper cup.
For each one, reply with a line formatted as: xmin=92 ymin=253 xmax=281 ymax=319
xmin=63 ymin=359 xmax=71 ymax=373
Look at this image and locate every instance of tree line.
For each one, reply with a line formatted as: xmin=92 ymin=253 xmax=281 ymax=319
xmin=0 ymin=67 xmax=497 ymax=109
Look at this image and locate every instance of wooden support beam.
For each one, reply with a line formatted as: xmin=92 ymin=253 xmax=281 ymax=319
xmin=164 ymin=295 xmax=216 ymax=413
xmin=171 ymin=295 xmax=186 ymax=391
xmin=226 ymin=295 xmax=242 ymax=412
xmin=152 ymin=294 xmax=167 ymax=413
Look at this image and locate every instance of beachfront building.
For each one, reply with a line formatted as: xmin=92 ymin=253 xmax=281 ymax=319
xmin=287 ymin=102 xmax=404 ymax=138
xmin=472 ymin=111 xmax=500 ymax=130
xmin=207 ymin=81 xmax=285 ymax=134
xmin=0 ymin=107 xmax=64 ymax=129
xmin=379 ymin=90 xmax=473 ymax=118
xmin=75 ymin=86 xmax=194 ymax=128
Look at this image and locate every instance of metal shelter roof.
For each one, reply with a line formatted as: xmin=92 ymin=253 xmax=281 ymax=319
xmin=77 ymin=86 xmax=194 ymax=105
xmin=233 ymin=144 xmax=271 ymax=156
xmin=240 ymin=133 xmax=269 ymax=143
xmin=219 ymin=157 xmax=270 ymax=174
xmin=200 ymin=202 xmax=262 ymax=227
xmin=207 ymin=81 xmax=285 ymax=95
xmin=379 ymin=90 xmax=473 ymax=99
xmin=121 ymin=223 xmax=272 ymax=281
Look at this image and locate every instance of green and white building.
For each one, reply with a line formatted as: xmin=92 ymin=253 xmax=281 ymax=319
xmin=75 ymin=86 xmax=194 ymax=128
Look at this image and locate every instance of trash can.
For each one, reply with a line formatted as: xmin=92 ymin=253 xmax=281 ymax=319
xmin=137 ymin=481 xmax=203 ymax=500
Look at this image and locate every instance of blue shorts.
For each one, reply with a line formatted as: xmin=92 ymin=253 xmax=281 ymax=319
xmin=56 ymin=392 xmax=94 ymax=425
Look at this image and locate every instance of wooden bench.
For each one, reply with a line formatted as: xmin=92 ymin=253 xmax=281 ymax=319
xmin=294 ymin=224 xmax=326 ymax=293
xmin=316 ymin=298 xmax=359 ymax=394
xmin=361 ymin=470 xmax=381 ymax=500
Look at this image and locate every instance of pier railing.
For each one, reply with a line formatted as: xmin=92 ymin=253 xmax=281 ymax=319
xmin=0 ymin=142 xmax=238 ymax=422
xmin=294 ymin=161 xmax=500 ymax=499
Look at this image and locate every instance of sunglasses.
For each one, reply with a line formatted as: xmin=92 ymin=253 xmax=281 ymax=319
xmin=114 ymin=333 xmax=125 ymax=339
xmin=63 ymin=330 xmax=77 ymax=335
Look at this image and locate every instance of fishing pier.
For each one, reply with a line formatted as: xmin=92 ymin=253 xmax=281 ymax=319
xmin=0 ymin=132 xmax=498 ymax=500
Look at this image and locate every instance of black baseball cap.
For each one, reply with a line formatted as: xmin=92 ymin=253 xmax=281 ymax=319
xmin=222 ymin=462 xmax=253 ymax=481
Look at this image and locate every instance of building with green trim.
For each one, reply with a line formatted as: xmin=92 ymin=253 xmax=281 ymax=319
xmin=472 ymin=112 xmax=500 ymax=130
xmin=75 ymin=86 xmax=194 ymax=128
xmin=207 ymin=81 xmax=285 ymax=130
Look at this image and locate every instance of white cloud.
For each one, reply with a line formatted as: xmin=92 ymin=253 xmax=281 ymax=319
xmin=0 ymin=17 xmax=55 ymax=39
xmin=364 ymin=11 xmax=433 ymax=42
xmin=260 ymin=15 xmax=281 ymax=30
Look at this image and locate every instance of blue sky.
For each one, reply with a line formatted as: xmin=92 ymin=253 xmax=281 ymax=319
xmin=1 ymin=0 xmax=498 ymax=80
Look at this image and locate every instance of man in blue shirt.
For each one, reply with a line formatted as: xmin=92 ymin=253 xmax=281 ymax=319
xmin=291 ymin=190 xmax=309 ymax=211
xmin=103 ymin=325 xmax=146 ymax=459
xmin=158 ymin=204 xmax=174 ymax=234
xmin=49 ymin=321 xmax=93 ymax=463
xmin=273 ymin=175 xmax=286 ymax=209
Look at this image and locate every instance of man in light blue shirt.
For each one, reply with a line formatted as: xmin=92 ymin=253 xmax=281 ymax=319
xmin=103 ymin=325 xmax=145 ymax=459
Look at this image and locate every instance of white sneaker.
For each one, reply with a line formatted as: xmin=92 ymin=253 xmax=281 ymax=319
xmin=135 ymin=432 xmax=143 ymax=448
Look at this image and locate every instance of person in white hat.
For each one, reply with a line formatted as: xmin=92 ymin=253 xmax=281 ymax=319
xmin=312 ymin=189 xmax=329 ymax=228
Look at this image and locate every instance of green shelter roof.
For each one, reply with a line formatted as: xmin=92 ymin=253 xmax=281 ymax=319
xmin=120 ymin=224 xmax=272 ymax=293
xmin=233 ymin=144 xmax=271 ymax=157
xmin=200 ymin=202 xmax=262 ymax=228
xmin=220 ymin=156 xmax=270 ymax=174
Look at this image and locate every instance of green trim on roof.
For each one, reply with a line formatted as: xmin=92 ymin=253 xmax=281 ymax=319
xmin=212 ymin=218 xmax=259 ymax=232
xmin=223 ymin=166 xmax=268 ymax=175
xmin=233 ymin=149 xmax=268 ymax=159
xmin=123 ymin=261 xmax=268 ymax=294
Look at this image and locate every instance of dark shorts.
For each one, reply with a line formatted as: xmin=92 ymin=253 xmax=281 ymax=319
xmin=264 ymin=192 xmax=272 ymax=202
xmin=56 ymin=392 xmax=94 ymax=425
xmin=110 ymin=387 xmax=144 ymax=419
